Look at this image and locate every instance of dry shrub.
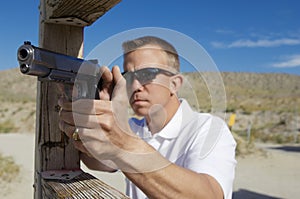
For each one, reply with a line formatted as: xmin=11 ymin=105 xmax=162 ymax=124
xmin=0 ymin=153 xmax=20 ymax=182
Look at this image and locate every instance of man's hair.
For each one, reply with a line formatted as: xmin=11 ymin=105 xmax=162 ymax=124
xmin=122 ymin=36 xmax=180 ymax=72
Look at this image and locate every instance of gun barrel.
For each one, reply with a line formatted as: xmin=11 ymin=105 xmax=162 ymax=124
xmin=17 ymin=43 xmax=51 ymax=77
xmin=18 ymin=46 xmax=35 ymax=74
xmin=18 ymin=46 xmax=31 ymax=61
xmin=17 ymin=42 xmax=99 ymax=79
xmin=17 ymin=41 xmax=101 ymax=99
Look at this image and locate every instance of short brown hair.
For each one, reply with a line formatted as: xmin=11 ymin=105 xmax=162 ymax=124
xmin=122 ymin=36 xmax=180 ymax=72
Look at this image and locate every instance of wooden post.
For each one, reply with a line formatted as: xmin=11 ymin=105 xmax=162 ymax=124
xmin=34 ymin=0 xmax=127 ymax=198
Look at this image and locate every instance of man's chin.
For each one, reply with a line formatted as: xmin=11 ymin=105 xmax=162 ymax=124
xmin=132 ymin=108 xmax=149 ymax=117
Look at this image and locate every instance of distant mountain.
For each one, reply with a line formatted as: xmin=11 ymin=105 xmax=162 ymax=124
xmin=1 ymin=68 xmax=299 ymax=143
xmin=0 ymin=68 xmax=36 ymax=102
xmin=180 ymin=72 xmax=300 ymax=113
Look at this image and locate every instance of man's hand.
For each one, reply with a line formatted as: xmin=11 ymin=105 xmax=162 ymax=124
xmin=58 ymin=66 xmax=139 ymax=165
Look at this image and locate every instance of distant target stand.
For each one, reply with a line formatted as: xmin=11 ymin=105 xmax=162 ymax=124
xmin=228 ymin=113 xmax=236 ymax=130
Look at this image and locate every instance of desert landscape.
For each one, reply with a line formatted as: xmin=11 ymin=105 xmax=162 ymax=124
xmin=0 ymin=68 xmax=300 ymax=198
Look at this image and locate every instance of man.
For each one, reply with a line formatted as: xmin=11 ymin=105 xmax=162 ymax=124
xmin=59 ymin=36 xmax=236 ymax=199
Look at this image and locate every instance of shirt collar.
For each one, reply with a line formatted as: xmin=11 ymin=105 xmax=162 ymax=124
xmin=153 ymin=100 xmax=183 ymax=139
xmin=129 ymin=99 xmax=194 ymax=140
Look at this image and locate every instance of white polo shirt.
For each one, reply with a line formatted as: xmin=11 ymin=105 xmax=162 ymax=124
xmin=126 ymin=99 xmax=237 ymax=199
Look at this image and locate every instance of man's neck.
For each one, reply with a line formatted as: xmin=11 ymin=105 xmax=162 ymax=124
xmin=146 ymin=97 xmax=180 ymax=135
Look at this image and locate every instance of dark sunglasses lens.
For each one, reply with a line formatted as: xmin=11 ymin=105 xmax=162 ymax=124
xmin=135 ymin=68 xmax=157 ymax=84
xmin=122 ymin=72 xmax=134 ymax=84
xmin=122 ymin=68 xmax=158 ymax=85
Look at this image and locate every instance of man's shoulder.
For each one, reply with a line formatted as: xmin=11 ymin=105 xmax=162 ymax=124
xmin=185 ymin=111 xmax=228 ymax=132
xmin=190 ymin=111 xmax=218 ymax=122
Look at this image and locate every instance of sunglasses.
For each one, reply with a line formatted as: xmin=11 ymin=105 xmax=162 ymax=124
xmin=122 ymin=67 xmax=177 ymax=85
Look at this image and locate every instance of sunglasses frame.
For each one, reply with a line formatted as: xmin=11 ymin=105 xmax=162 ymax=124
xmin=122 ymin=67 xmax=177 ymax=85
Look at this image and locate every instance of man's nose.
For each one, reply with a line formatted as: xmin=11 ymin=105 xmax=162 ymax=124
xmin=130 ymin=78 xmax=144 ymax=92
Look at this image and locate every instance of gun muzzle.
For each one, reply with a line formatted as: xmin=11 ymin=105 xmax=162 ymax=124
xmin=17 ymin=45 xmax=33 ymax=74
xmin=17 ymin=42 xmax=50 ymax=77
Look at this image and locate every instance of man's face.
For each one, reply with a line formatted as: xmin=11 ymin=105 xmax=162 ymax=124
xmin=123 ymin=45 xmax=175 ymax=117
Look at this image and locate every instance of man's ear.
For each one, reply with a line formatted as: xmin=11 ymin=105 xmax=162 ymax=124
xmin=169 ymin=74 xmax=183 ymax=94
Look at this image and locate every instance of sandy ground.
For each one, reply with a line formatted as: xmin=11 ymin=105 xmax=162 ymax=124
xmin=233 ymin=143 xmax=300 ymax=199
xmin=0 ymin=133 xmax=299 ymax=199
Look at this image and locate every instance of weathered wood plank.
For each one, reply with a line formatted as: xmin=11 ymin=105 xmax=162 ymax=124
xmin=42 ymin=172 xmax=129 ymax=199
xmin=42 ymin=0 xmax=121 ymax=26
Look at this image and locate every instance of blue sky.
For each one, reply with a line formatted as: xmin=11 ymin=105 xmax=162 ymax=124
xmin=1 ymin=0 xmax=300 ymax=75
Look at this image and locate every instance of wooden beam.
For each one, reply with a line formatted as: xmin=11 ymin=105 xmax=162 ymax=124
xmin=35 ymin=0 xmax=125 ymax=198
xmin=35 ymin=23 xmax=83 ymax=198
xmin=41 ymin=0 xmax=121 ymax=26
xmin=42 ymin=173 xmax=129 ymax=198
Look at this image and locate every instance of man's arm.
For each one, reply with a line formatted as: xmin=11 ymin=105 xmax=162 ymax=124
xmin=80 ymin=153 xmax=118 ymax=172
xmin=126 ymin=165 xmax=223 ymax=199
xmin=115 ymin=139 xmax=224 ymax=199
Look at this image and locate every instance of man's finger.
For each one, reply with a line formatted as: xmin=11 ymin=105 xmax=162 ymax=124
xmin=60 ymin=110 xmax=105 ymax=129
xmin=110 ymin=66 xmax=131 ymax=133
xmin=111 ymin=66 xmax=127 ymax=99
xmin=58 ymin=97 xmax=72 ymax=111
xmin=59 ymin=98 xmax=112 ymax=115
xmin=100 ymin=66 xmax=113 ymax=84
xmin=59 ymin=120 xmax=76 ymax=138
xmin=112 ymin=66 xmax=123 ymax=84
xmin=99 ymin=66 xmax=113 ymax=100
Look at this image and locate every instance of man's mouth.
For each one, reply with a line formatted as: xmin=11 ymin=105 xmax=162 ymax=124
xmin=131 ymin=98 xmax=147 ymax=106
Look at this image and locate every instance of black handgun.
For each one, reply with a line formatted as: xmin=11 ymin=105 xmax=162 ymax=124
xmin=17 ymin=41 xmax=101 ymax=99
